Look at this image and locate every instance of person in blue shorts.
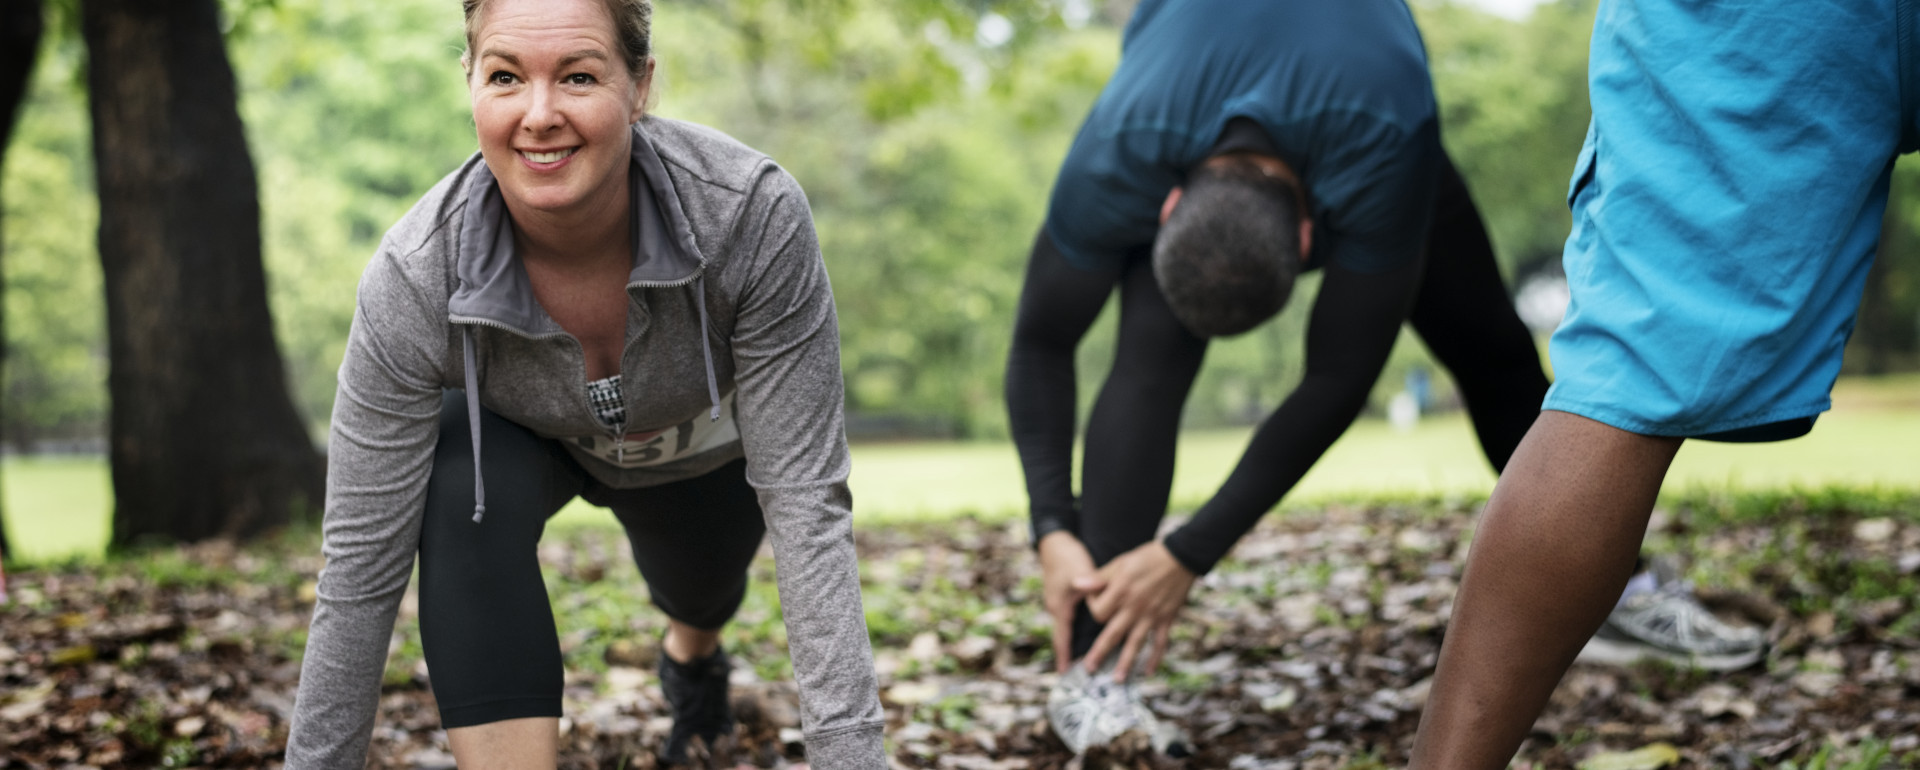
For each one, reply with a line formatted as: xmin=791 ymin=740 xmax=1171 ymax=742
xmin=1408 ymin=0 xmax=1917 ymax=766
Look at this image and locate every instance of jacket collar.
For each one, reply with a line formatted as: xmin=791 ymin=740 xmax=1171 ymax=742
xmin=448 ymin=121 xmax=706 ymax=335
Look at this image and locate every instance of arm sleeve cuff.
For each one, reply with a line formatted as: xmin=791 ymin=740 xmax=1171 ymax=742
xmin=805 ymin=723 xmax=888 ymax=769
xmin=1160 ymin=530 xmax=1218 ymax=576
xmin=1029 ymin=508 xmax=1079 ymax=550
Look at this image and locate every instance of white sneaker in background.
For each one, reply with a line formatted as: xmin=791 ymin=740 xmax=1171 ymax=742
xmin=1577 ymin=574 xmax=1767 ymax=671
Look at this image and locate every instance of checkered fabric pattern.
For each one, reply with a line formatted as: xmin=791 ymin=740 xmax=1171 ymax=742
xmin=586 ymin=375 xmax=626 ymax=431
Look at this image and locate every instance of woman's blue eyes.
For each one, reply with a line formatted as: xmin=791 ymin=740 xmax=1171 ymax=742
xmin=488 ymin=72 xmax=597 ymax=86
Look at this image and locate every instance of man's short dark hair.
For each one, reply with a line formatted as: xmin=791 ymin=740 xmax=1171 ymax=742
xmin=1151 ymin=158 xmax=1304 ymax=338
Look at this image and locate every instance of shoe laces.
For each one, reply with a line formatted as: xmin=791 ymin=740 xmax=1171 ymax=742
xmin=1629 ymin=580 xmax=1761 ymax=648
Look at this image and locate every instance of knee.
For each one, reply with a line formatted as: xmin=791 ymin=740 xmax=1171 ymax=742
xmin=653 ymin=578 xmax=750 ymax=631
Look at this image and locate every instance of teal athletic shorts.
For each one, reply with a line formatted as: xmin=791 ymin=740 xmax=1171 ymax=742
xmin=1543 ymin=0 xmax=1920 ymax=441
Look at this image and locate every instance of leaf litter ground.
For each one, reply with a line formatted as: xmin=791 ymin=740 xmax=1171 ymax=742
xmin=2 ymin=492 xmax=1917 ymax=768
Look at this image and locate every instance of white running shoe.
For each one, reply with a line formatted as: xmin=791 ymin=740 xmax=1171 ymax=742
xmin=1046 ymin=659 xmax=1190 ymax=757
xmin=1576 ymin=577 xmax=1767 ymax=671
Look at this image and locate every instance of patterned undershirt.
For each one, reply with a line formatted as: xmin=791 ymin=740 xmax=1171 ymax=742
xmin=585 ymin=375 xmax=626 ymax=431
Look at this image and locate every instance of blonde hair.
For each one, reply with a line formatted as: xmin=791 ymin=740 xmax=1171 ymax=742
xmin=460 ymin=0 xmax=652 ymax=77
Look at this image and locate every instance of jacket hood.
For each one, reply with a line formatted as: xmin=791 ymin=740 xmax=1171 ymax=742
xmin=448 ymin=122 xmax=708 ymax=333
xmin=444 ymin=121 xmax=726 ymax=525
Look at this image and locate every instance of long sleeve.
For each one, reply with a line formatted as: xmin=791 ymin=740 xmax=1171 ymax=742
xmin=1161 ymin=257 xmax=1422 ymax=574
xmin=724 ymin=163 xmax=887 ymax=768
xmin=285 ymin=252 xmax=448 ymax=769
xmin=1004 ymin=231 xmax=1125 ymax=545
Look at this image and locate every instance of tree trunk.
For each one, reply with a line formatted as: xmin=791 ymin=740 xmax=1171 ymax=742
xmin=83 ymin=0 xmax=322 ymax=548
xmin=0 ymin=0 xmax=46 ymax=561
xmin=1854 ymin=199 xmax=1917 ymax=375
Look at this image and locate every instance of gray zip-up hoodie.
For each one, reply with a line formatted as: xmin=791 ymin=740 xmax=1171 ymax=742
xmin=285 ymin=118 xmax=885 ymax=768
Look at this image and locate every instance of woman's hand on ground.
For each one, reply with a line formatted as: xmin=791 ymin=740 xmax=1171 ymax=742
xmin=1080 ymin=540 xmax=1195 ymax=682
xmin=1037 ymin=531 xmax=1101 ymax=672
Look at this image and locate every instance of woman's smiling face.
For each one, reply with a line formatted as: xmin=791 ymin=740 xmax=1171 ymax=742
xmin=468 ymin=0 xmax=649 ymax=221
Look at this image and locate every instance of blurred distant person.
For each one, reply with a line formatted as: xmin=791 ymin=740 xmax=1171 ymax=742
xmin=1406 ymin=0 xmax=1912 ymax=767
xmin=1005 ymin=0 xmax=1766 ymax=757
xmin=283 ymin=0 xmax=884 ymax=767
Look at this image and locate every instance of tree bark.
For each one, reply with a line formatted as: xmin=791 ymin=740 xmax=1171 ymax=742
xmin=83 ymin=0 xmax=322 ymax=547
xmin=1853 ymin=197 xmax=1919 ymax=375
xmin=0 ymin=0 xmax=46 ymax=561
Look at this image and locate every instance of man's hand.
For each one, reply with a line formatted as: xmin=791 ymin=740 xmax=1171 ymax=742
xmin=1080 ymin=540 xmax=1196 ymax=681
xmin=1038 ymin=531 xmax=1101 ymax=672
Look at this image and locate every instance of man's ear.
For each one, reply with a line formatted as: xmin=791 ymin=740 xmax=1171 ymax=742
xmin=1160 ymin=187 xmax=1184 ymax=225
xmin=1299 ymin=218 xmax=1314 ymax=262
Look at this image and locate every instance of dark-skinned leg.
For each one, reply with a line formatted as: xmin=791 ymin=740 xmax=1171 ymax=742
xmin=1408 ymin=410 xmax=1681 ymax=770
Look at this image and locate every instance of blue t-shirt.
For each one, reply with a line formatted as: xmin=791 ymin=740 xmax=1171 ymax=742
xmin=1045 ymin=0 xmax=1441 ymax=274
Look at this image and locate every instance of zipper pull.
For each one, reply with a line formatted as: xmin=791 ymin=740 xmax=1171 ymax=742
xmin=615 ymin=432 xmax=625 ymax=464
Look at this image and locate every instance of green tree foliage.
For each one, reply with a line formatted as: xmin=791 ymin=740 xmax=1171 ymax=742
xmin=2 ymin=34 xmax=102 ymax=450
xmin=1414 ymin=0 xmax=1597 ymax=278
xmin=223 ymin=0 xmax=478 ymax=426
xmin=647 ymin=0 xmax=1100 ymax=436
xmin=1855 ymin=156 xmax=1920 ymax=373
xmin=2 ymin=0 xmax=1915 ymax=449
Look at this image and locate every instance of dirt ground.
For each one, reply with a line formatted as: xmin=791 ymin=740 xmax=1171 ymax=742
xmin=2 ymin=496 xmax=1916 ymax=768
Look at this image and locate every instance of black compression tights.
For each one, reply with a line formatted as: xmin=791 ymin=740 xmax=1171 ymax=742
xmin=416 ymin=392 xmax=766 ymax=728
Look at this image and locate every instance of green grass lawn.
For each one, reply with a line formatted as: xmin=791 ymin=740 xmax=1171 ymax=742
xmin=835 ymin=403 xmax=1920 ymax=523
xmin=2 ymin=456 xmax=113 ymax=564
xmin=8 ymin=375 xmax=1919 ymax=562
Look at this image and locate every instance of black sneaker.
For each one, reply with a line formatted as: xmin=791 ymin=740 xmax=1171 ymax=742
xmin=658 ymin=646 xmax=735 ymax=765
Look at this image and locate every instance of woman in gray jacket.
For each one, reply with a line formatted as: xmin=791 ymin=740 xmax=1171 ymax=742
xmin=283 ymin=0 xmax=886 ymax=766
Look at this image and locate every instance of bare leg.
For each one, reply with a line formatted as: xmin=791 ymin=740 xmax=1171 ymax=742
xmin=664 ymin=618 xmax=722 ymax=663
xmin=443 ymin=622 xmax=721 ymax=768
xmin=448 ymin=717 xmax=560 ymax=770
xmin=1409 ymin=410 xmax=1682 ymax=770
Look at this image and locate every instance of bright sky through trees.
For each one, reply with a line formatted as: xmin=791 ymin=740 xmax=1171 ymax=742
xmin=1459 ymin=0 xmax=1544 ymax=19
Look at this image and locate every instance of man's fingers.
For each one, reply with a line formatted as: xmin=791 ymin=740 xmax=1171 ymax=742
xmin=1143 ymin=624 xmax=1172 ymax=675
xmin=1071 ymin=574 xmax=1108 ymax=594
xmin=1085 ymin=589 xmax=1116 ymax=623
xmin=1051 ymin=613 xmax=1075 ymax=674
xmin=1083 ymin=615 xmax=1131 ymax=674
xmin=1111 ymin=622 xmax=1151 ymax=683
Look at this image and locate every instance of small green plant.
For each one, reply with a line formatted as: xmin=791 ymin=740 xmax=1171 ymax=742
xmin=160 ymin=738 xmax=199 ymax=768
xmin=1342 ymin=748 xmax=1391 ymax=770
xmin=383 ymin=623 xmax=424 ymax=687
xmin=918 ymin=693 xmax=977 ymax=732
xmin=1555 ymin=727 xmax=1597 ymax=753
xmin=126 ymin=700 xmax=165 ymax=749
xmin=752 ymin=653 xmax=793 ymax=682
xmin=132 ymin=551 xmax=228 ymax=589
xmin=1165 ymin=667 xmax=1212 ymax=693
xmin=1773 ymin=738 xmax=1895 ymax=770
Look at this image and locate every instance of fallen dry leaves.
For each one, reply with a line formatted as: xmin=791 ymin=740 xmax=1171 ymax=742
xmin=2 ymin=496 xmax=1916 ymax=768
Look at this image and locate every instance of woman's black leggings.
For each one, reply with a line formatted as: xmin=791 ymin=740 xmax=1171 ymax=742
xmin=416 ymin=391 xmax=766 ymax=728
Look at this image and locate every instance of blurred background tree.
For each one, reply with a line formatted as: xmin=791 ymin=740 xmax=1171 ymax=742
xmin=83 ymin=0 xmax=321 ymax=546
xmin=0 ymin=0 xmax=46 ymax=559
xmin=0 ymin=0 xmax=1915 ymax=476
